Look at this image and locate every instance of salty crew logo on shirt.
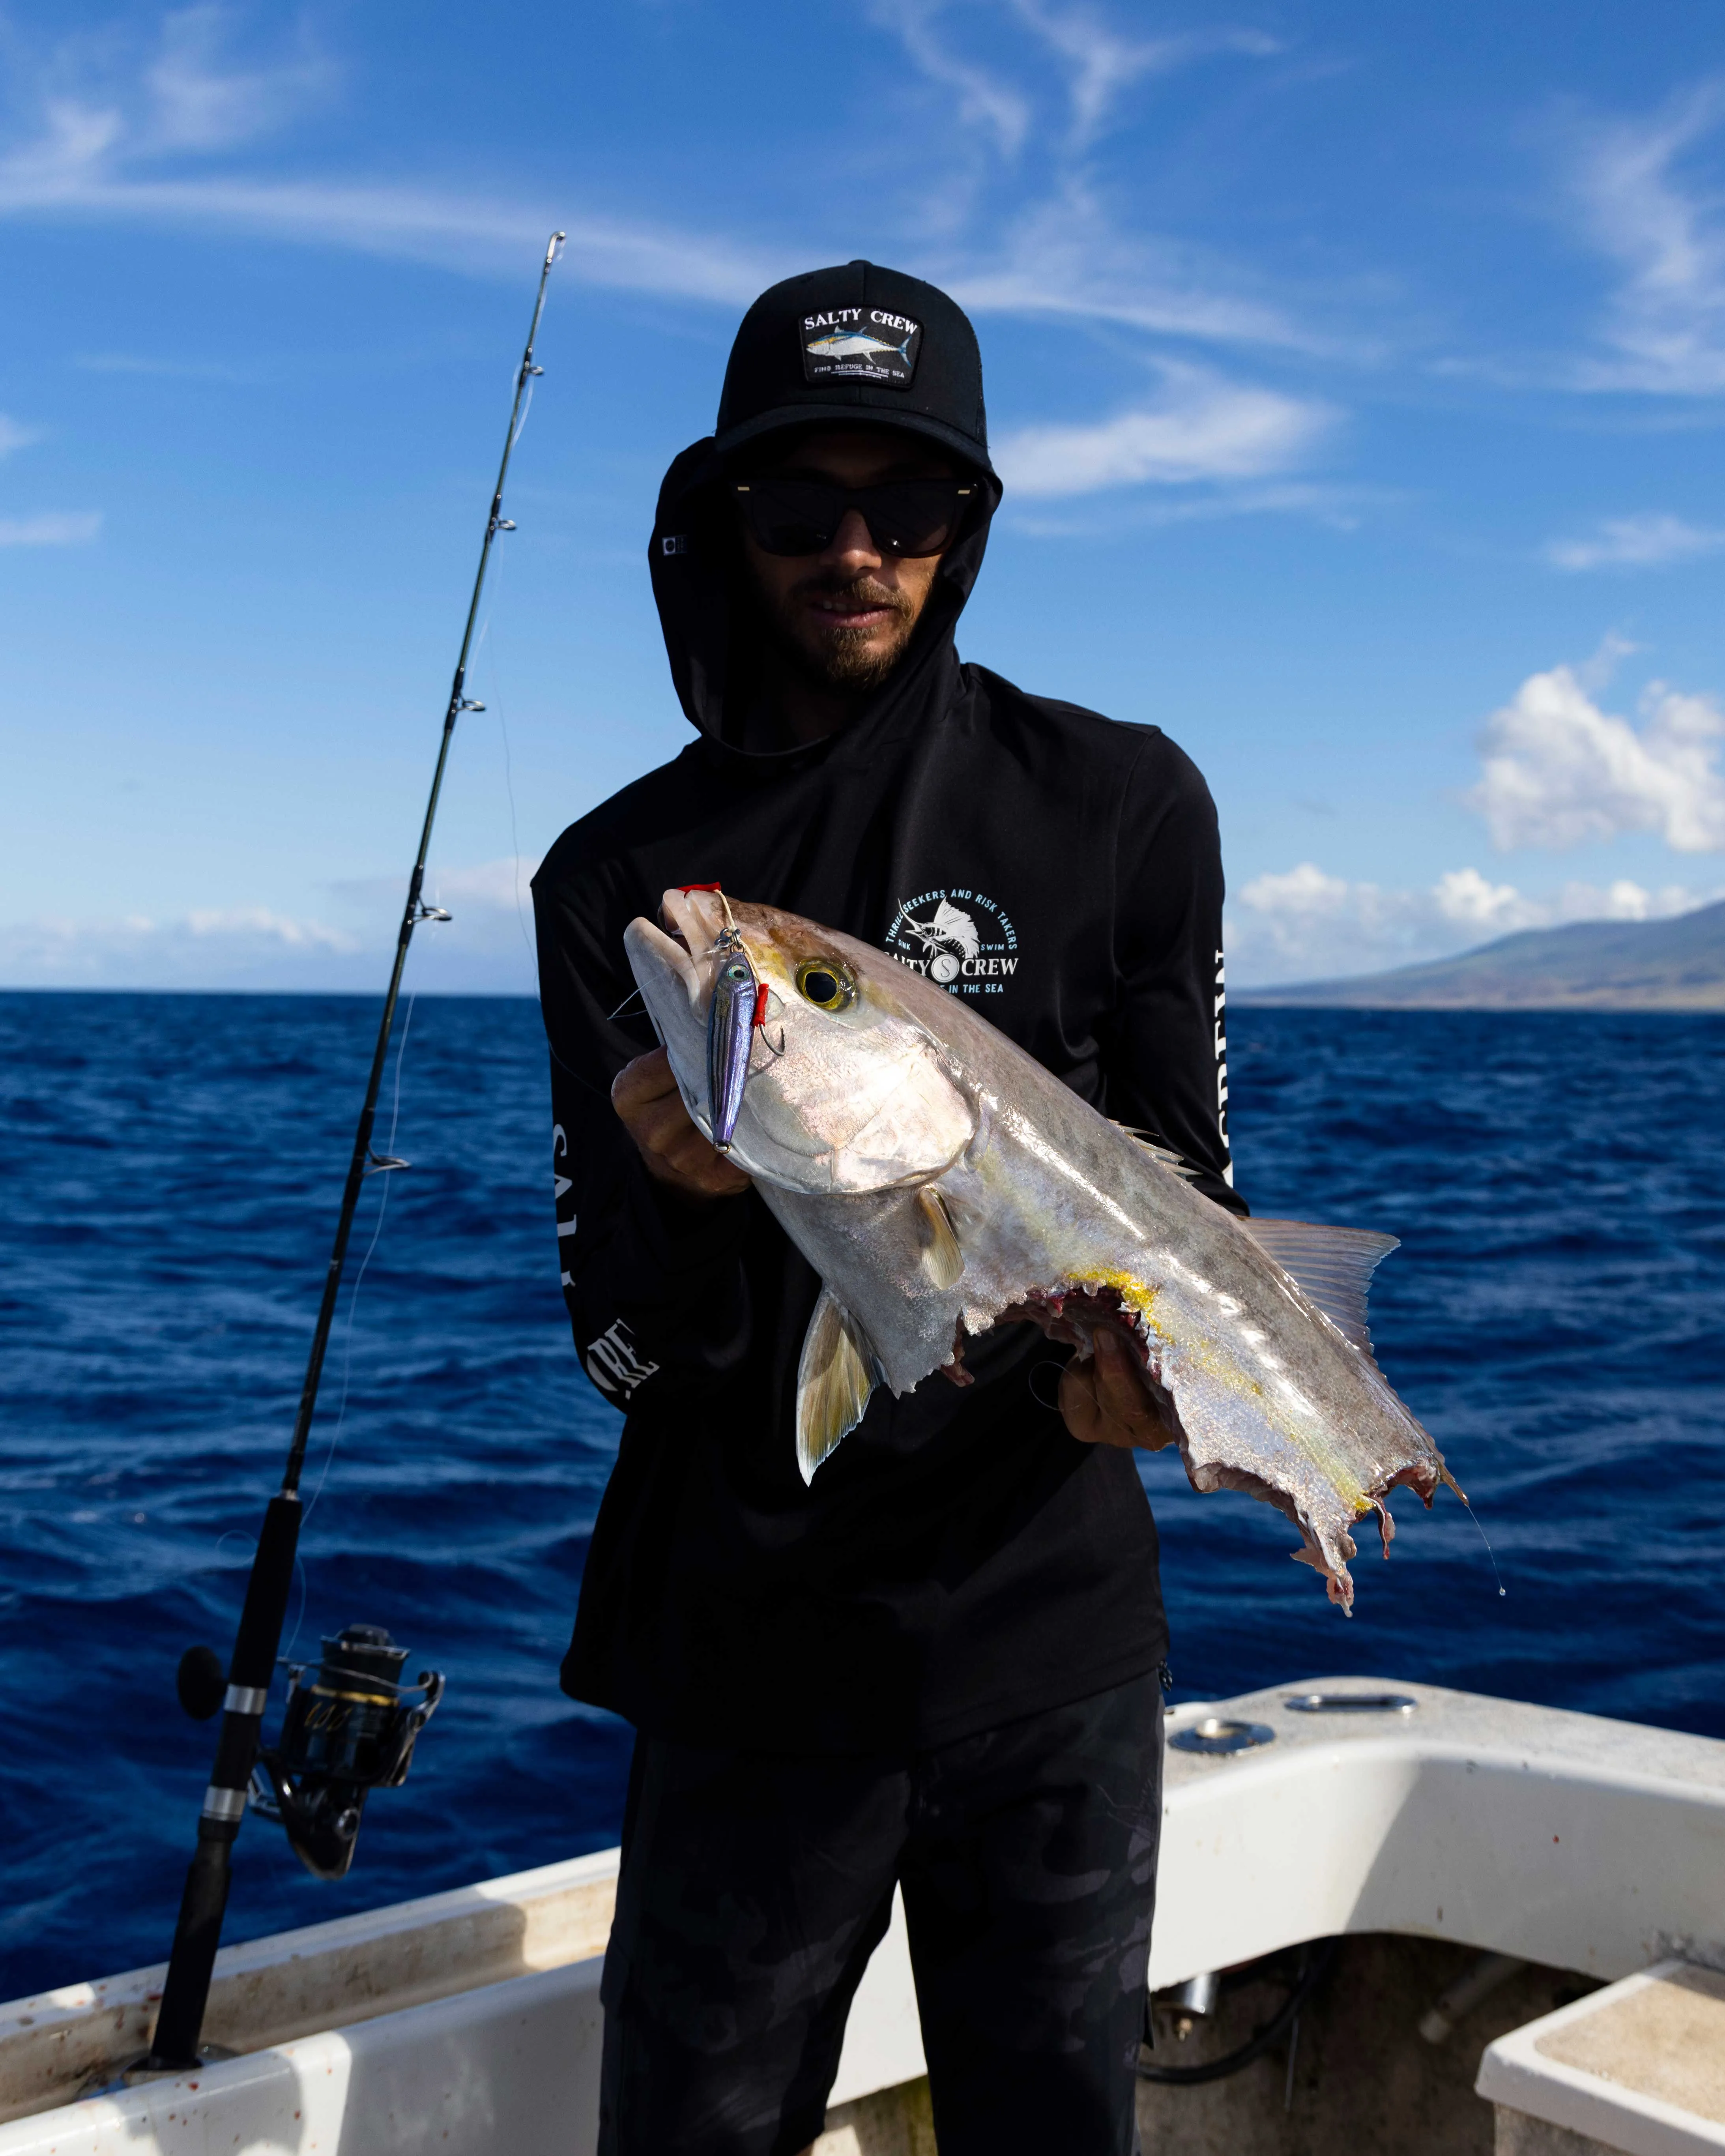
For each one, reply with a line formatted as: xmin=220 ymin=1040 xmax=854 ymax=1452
xmin=886 ymin=888 xmax=1018 ymax=996
xmin=800 ymin=307 xmax=922 ymax=387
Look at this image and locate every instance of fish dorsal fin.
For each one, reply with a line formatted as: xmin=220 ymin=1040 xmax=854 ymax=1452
xmin=1113 ymin=1124 xmax=1204 ymax=1185
xmin=917 ymin=1186 xmax=965 ymax=1289
xmin=1241 ymin=1218 xmax=1400 ymax=1352
xmin=796 ymin=1288 xmax=878 ymax=1484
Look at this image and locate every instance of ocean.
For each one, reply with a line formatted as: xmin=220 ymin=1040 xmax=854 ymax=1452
xmin=1 ymin=992 xmax=1721 ymax=2004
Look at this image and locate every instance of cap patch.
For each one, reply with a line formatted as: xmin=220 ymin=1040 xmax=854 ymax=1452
xmin=799 ymin=307 xmax=922 ymax=389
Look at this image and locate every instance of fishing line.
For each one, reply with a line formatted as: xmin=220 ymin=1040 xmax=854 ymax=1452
xmin=455 ymin=500 xmax=537 ymax=970
xmin=475 ymin=552 xmax=537 ymax=968
xmin=510 ymin=375 xmax=537 ymax=451
xmin=148 ymin=233 xmax=565 ymax=2075
xmin=496 ymin=708 xmax=535 ymax=965
xmin=1029 ymin=1360 xmax=1068 ymax=1411
xmin=211 ymin=1526 xmax=309 ymax=1697
xmin=300 ymin=991 xmax=419 ymax=1530
xmin=1457 ymin=1491 xmax=1508 ymax=1598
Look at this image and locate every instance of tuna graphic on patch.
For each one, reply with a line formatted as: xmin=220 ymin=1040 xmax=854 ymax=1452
xmin=800 ymin=306 xmax=922 ymax=387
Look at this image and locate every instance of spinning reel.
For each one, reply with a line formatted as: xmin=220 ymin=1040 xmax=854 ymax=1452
xmin=178 ymin=1623 xmax=443 ymax=1880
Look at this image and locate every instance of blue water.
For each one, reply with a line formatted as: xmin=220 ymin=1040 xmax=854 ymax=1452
xmin=1 ymin=994 xmax=1721 ymax=2004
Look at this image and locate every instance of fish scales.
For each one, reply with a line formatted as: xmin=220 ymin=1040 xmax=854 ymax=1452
xmin=625 ymin=890 xmax=1458 ymax=1610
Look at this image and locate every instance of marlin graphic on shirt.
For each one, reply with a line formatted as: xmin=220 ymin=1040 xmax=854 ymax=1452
xmin=805 ymin=328 xmax=915 ymax=365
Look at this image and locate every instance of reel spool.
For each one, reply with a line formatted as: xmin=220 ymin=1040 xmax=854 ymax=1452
xmin=178 ymin=1623 xmax=443 ymax=1881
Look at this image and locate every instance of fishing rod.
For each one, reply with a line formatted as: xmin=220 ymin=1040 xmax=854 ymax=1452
xmin=144 ymin=231 xmax=567 ymax=2076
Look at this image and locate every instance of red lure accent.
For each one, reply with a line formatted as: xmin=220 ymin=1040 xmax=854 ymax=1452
xmin=752 ymin=985 xmax=770 ymax=1029
xmin=678 ymin=882 xmax=723 ymax=893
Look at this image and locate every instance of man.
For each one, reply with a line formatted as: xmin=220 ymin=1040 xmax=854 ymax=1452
xmin=533 ymin=261 xmax=1240 ymax=2156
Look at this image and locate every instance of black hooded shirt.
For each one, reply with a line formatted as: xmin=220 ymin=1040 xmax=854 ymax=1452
xmin=531 ymin=437 xmax=1242 ymax=1756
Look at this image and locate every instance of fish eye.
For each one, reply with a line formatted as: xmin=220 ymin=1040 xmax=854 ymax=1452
xmin=720 ymin=960 xmax=751 ymax=984
xmin=795 ymin=960 xmax=855 ymax=1012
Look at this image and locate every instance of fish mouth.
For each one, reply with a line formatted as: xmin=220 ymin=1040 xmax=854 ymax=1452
xmin=623 ymin=889 xmax=734 ymax=1020
xmin=623 ymin=915 xmax=702 ymax=1015
xmin=623 ymin=904 xmax=721 ymax=1127
xmin=659 ymin=886 xmax=730 ymax=967
xmin=623 ymin=890 xmax=754 ymax=1142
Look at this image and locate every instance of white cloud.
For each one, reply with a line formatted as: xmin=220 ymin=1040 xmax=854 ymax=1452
xmin=1468 ymin=661 xmax=1725 ymax=852
xmin=0 ymin=860 xmax=545 ymax=990
xmin=993 ymin=361 xmax=1332 ymax=495
xmin=0 ymin=905 xmax=358 ymax=988
xmin=0 ymin=13 xmax=784 ymax=298
xmin=1005 ymin=2 xmax=1278 ymax=149
xmin=0 ymin=511 xmax=101 ymax=545
xmin=948 ymin=178 xmax=1332 ymax=354
xmin=1004 ymin=477 xmax=1391 ymax=537
xmin=1546 ymin=512 xmax=1725 ymax=570
xmin=425 ymin=855 xmax=544 ymax=908
xmin=0 ymin=160 xmax=778 ymax=301
xmin=143 ymin=4 xmax=333 ymax=153
xmin=1558 ymin=83 xmax=1725 ymax=394
xmin=862 ymin=4 xmax=1319 ymax=358
xmin=0 ymin=403 xmax=97 ymax=546
xmin=868 ymin=0 xmax=1032 ymax=159
xmin=1230 ymin=861 xmax=1712 ymax=986
xmin=0 ymin=4 xmax=1336 ymax=381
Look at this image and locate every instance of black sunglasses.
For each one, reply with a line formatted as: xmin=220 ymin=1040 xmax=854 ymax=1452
xmin=733 ymin=477 xmax=975 ymax=558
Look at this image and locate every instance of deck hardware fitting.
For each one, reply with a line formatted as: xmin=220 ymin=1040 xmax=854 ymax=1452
xmin=1170 ymin=1716 xmax=1276 ymax=1755
xmin=1285 ymin=1692 xmax=1417 ymax=1714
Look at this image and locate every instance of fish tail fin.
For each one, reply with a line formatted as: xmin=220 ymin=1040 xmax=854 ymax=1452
xmin=796 ymin=1288 xmax=878 ymax=1484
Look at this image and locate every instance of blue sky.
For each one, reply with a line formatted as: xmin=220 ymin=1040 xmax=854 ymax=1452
xmin=2 ymin=0 xmax=1723 ymax=989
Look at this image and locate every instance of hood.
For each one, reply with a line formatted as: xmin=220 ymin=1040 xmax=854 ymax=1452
xmin=647 ymin=438 xmax=998 ymax=751
xmin=647 ymin=259 xmax=1003 ymax=752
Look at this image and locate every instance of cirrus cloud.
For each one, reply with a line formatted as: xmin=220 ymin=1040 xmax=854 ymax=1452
xmin=993 ymin=362 xmax=1334 ymax=497
xmin=0 ymin=511 xmax=102 ymax=545
xmin=1545 ymin=512 xmax=1725 ymax=571
xmin=1557 ymin=81 xmax=1725 ymax=396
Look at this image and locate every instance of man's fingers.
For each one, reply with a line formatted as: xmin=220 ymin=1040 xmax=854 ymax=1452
xmin=612 ymin=1046 xmax=750 ymax=1198
xmin=1058 ymin=1359 xmax=1108 ymax=1445
xmin=1061 ymin=1329 xmax=1177 ymax=1450
xmin=1093 ymin=1328 xmax=1158 ymax=1427
xmin=611 ymin=1046 xmax=681 ymax=1112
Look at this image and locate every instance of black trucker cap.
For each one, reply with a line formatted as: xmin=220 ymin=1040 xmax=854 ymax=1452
xmin=711 ymin=259 xmax=996 ymax=482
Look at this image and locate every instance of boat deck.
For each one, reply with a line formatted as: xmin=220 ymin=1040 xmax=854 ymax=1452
xmin=2 ymin=1678 xmax=1720 ymax=2154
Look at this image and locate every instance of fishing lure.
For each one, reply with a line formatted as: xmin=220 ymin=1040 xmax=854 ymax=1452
xmin=683 ymin=884 xmax=762 ymax=1150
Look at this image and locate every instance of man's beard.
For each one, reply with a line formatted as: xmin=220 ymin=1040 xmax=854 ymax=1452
xmin=759 ymin=571 xmax=919 ymax=693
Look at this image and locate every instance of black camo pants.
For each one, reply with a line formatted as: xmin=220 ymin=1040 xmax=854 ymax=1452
xmin=597 ymin=1670 xmax=1164 ymax=2156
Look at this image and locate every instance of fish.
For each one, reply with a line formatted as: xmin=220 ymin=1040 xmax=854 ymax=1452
xmin=625 ymin=889 xmax=1462 ymax=1612
xmin=902 ymin=896 xmax=981 ymax=962
xmin=805 ymin=329 xmax=914 ymax=363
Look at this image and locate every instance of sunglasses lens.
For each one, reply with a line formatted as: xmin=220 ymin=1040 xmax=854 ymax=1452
xmin=736 ymin=483 xmax=836 ymax=556
xmin=866 ymin=483 xmax=966 ymax=556
xmin=735 ymin=480 xmax=972 ymax=558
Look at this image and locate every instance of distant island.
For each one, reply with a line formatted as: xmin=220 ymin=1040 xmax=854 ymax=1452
xmin=1236 ymin=898 xmax=1725 ymax=1010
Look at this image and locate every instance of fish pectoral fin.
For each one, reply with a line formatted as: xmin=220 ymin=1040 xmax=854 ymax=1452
xmin=916 ymin=1186 xmax=965 ymax=1289
xmin=1240 ymin=1218 xmax=1401 ymax=1353
xmin=796 ymin=1289 xmax=878 ymax=1484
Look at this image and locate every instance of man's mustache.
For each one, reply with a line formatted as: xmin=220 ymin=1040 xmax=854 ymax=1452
xmin=788 ymin=574 xmax=915 ymax=623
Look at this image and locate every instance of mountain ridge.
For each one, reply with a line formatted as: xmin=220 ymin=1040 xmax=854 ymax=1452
xmin=1235 ymin=898 xmax=1725 ymax=1010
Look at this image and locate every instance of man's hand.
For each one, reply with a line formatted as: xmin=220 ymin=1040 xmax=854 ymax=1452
xmin=1060 ymin=1326 xmax=1181 ymax=1451
xmin=612 ymin=1047 xmax=752 ymax=1202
